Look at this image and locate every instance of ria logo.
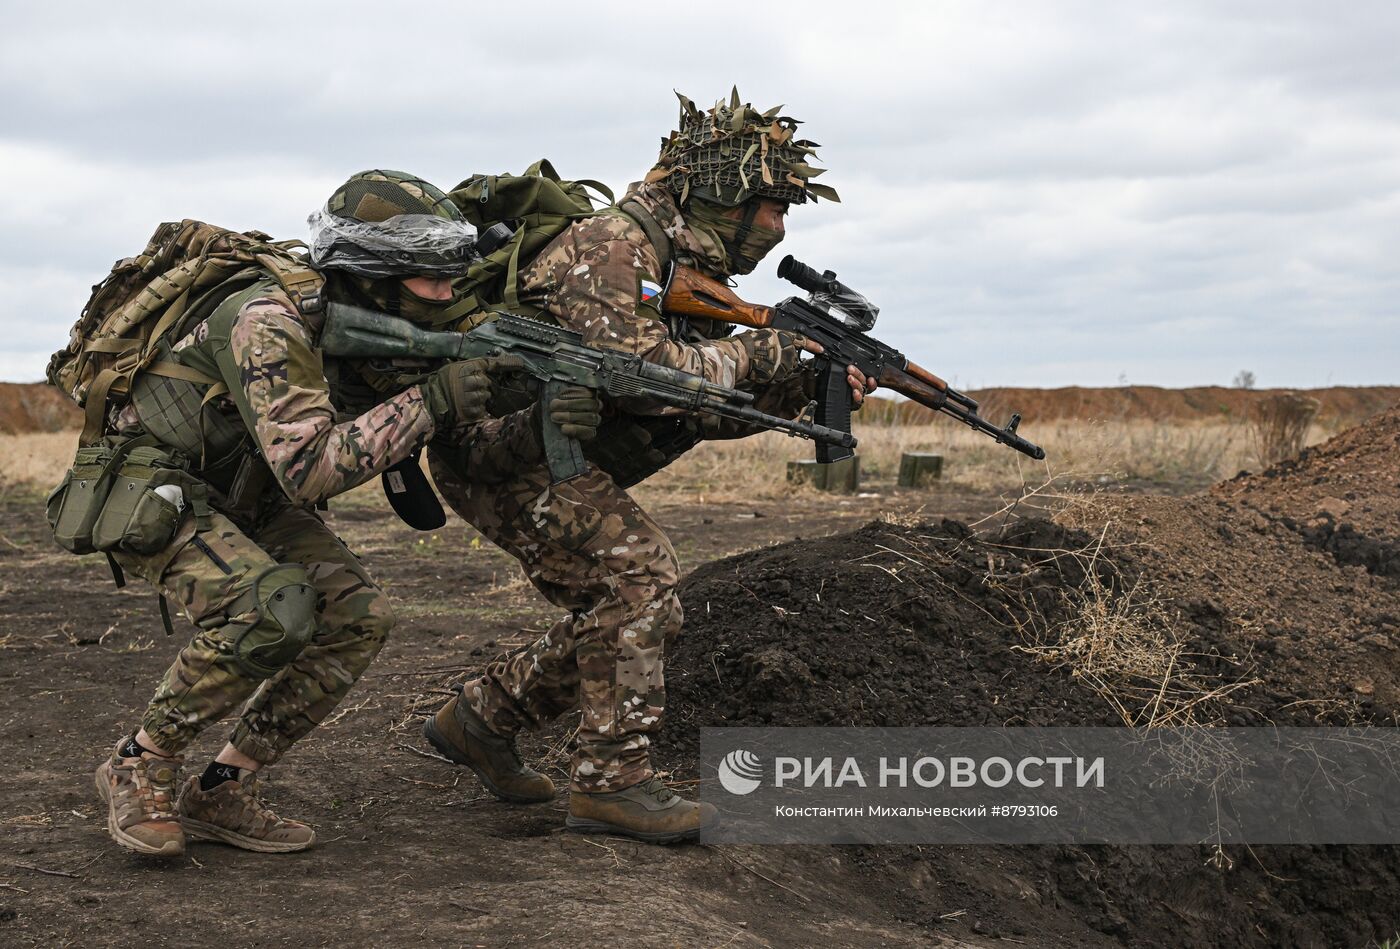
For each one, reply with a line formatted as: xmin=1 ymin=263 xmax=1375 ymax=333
xmin=718 ymin=749 xmax=764 ymax=795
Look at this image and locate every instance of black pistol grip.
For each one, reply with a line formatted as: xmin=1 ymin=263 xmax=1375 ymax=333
xmin=540 ymin=379 xmax=588 ymax=483
xmin=813 ymin=360 xmax=854 ymax=464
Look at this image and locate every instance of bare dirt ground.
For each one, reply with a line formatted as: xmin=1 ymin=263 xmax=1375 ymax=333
xmin=0 ymin=476 xmax=1008 ymax=948
xmin=1 ymin=403 xmax=1397 ymax=947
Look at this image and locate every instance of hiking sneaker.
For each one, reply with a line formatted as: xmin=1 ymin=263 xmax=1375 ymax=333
xmin=423 ymin=690 xmax=555 ymax=804
xmin=566 ymin=775 xmax=718 ymax=844
xmin=177 ymin=771 xmax=315 ymax=853
xmin=94 ymin=740 xmax=185 ymax=857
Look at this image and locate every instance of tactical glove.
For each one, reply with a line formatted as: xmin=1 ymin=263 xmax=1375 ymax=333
xmin=542 ymin=385 xmax=603 ymax=442
xmin=739 ymin=328 xmax=806 ymax=384
xmin=420 ymin=356 xmax=524 ymax=430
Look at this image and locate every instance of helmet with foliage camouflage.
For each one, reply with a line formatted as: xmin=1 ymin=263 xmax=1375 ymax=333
xmin=307 ymin=169 xmax=476 ymax=278
xmin=646 ymin=89 xmax=839 ymax=208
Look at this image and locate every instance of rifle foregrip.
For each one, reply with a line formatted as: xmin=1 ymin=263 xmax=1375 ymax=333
xmin=813 ymin=361 xmax=854 ymax=464
xmin=539 ymin=380 xmax=588 ymax=483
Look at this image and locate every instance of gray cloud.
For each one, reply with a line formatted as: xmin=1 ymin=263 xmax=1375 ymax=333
xmin=2 ymin=0 xmax=1396 ymax=389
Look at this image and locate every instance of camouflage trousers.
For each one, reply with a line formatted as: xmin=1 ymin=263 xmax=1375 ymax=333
xmin=113 ymin=499 xmax=393 ymax=764
xmin=429 ymin=454 xmax=682 ymax=793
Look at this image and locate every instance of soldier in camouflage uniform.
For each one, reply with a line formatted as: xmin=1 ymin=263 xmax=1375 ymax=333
xmin=93 ymin=171 xmax=569 ymax=858
xmin=423 ymin=91 xmax=874 ymax=843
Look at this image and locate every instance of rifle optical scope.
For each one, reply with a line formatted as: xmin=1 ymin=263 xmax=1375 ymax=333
xmin=778 ymin=255 xmax=879 ymax=330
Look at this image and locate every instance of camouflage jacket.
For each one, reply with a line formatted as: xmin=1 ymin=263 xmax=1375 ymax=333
xmin=111 ymin=278 xmax=459 ymax=506
xmin=517 ymin=183 xmax=754 ymax=408
xmin=516 ymin=182 xmax=809 ymax=430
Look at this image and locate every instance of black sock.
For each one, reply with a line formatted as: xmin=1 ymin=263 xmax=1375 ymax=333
xmin=200 ymin=761 xmax=245 ymax=791
xmin=120 ymin=735 xmax=158 ymax=759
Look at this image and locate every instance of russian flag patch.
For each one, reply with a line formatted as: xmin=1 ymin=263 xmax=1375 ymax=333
xmin=640 ymin=279 xmax=662 ymax=303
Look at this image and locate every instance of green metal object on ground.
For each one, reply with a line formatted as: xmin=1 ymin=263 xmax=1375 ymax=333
xmin=786 ymin=456 xmax=861 ymax=493
xmin=898 ymin=452 xmax=944 ymax=487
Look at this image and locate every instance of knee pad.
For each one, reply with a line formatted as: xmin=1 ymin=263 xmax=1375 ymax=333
xmin=230 ymin=565 xmax=318 ymax=679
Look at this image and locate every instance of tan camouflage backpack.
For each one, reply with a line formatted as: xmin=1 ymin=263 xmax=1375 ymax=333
xmin=47 ymin=220 xmax=325 ymax=444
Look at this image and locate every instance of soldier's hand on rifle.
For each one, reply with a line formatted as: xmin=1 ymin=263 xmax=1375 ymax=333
xmin=846 ymin=363 xmax=878 ymax=408
xmin=796 ymin=361 xmax=878 ymax=409
xmin=421 ymin=355 xmax=525 ymax=429
xmin=740 ymin=328 xmax=814 ymax=384
xmin=546 ymin=385 xmax=603 ymax=442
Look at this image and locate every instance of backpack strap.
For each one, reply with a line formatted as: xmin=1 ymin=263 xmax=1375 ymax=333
xmin=257 ymin=251 xmax=325 ymax=316
xmin=502 ymin=226 xmax=530 ymax=312
xmin=80 ymin=365 xmax=129 ymax=445
xmin=78 ymin=273 xmax=233 ymax=443
xmin=617 ymin=200 xmax=674 ymax=275
xmin=615 ymin=200 xmax=688 ymax=336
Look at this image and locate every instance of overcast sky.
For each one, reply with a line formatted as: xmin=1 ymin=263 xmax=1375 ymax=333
xmin=2 ymin=1 xmax=1396 ymax=389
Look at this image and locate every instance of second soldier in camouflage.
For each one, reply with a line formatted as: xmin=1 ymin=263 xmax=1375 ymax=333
xmin=422 ymin=90 xmax=872 ymax=843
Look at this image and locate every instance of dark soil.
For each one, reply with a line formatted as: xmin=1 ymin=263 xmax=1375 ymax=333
xmin=660 ymin=517 xmax=1120 ymax=753
xmin=655 ymin=408 xmax=1400 ymax=948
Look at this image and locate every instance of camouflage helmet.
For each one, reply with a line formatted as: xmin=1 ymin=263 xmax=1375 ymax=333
xmin=645 ymin=89 xmax=839 ymax=208
xmin=307 ymin=169 xmax=476 ymax=278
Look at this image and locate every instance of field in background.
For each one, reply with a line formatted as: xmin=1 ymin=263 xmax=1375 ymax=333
xmin=634 ymin=416 xmax=1337 ymax=503
xmin=0 ymin=432 xmax=77 ymax=496
xmin=0 ymin=416 xmax=1343 ymax=506
xmin=8 ymin=381 xmax=1398 ymax=436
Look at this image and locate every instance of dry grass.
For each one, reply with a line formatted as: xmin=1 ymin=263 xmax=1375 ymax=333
xmin=632 ymin=414 xmax=1340 ymax=505
xmin=0 ymin=414 xmax=1339 ymax=504
xmin=0 ymin=432 xmax=77 ymax=497
xmin=1009 ymin=516 xmax=1258 ymax=728
xmin=1247 ymin=391 xmax=1321 ymax=468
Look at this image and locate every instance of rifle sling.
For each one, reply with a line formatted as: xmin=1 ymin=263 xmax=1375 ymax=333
xmin=617 ymin=200 xmax=674 ymax=276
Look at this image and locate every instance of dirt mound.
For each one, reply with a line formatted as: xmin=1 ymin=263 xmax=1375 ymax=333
xmin=1214 ymin=406 xmax=1400 ymax=577
xmin=660 ymin=406 xmax=1400 ymax=946
xmin=0 ymin=382 xmax=79 ymax=434
xmin=863 ymin=385 xmax=1400 ymax=428
xmin=661 ymin=519 xmax=1123 ymax=752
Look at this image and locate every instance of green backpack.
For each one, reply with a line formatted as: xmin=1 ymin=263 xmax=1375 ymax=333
xmin=445 ymin=159 xmax=615 ymax=317
xmin=440 ymin=161 xmax=702 ymax=490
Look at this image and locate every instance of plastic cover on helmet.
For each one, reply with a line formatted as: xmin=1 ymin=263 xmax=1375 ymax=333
xmin=306 ymin=207 xmax=478 ymax=278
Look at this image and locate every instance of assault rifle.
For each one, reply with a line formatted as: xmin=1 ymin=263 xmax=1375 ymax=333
xmin=663 ymin=256 xmax=1046 ymax=462
xmin=319 ymin=303 xmax=859 ymax=486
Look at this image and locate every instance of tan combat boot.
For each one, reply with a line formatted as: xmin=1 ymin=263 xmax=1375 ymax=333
xmin=177 ymin=771 xmax=315 ymax=853
xmin=94 ymin=739 xmax=185 ymax=857
xmin=566 ymin=775 xmax=718 ymax=844
xmin=423 ymin=689 xmax=556 ymax=803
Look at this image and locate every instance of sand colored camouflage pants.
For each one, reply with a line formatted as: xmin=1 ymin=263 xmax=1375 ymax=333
xmin=113 ymin=500 xmax=393 ymax=764
xmin=428 ymin=455 xmax=683 ymax=793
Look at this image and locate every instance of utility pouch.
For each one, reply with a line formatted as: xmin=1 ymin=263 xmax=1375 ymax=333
xmin=91 ymin=446 xmax=191 ymax=556
xmin=45 ymin=439 xmax=126 ymax=554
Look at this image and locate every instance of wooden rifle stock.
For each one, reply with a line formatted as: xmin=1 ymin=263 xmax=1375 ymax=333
xmin=663 ymin=266 xmax=773 ymax=329
xmin=900 ymin=360 xmax=951 ymax=394
xmin=877 ymin=363 xmax=948 ymax=409
xmin=666 ymin=266 xmax=953 ymax=410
